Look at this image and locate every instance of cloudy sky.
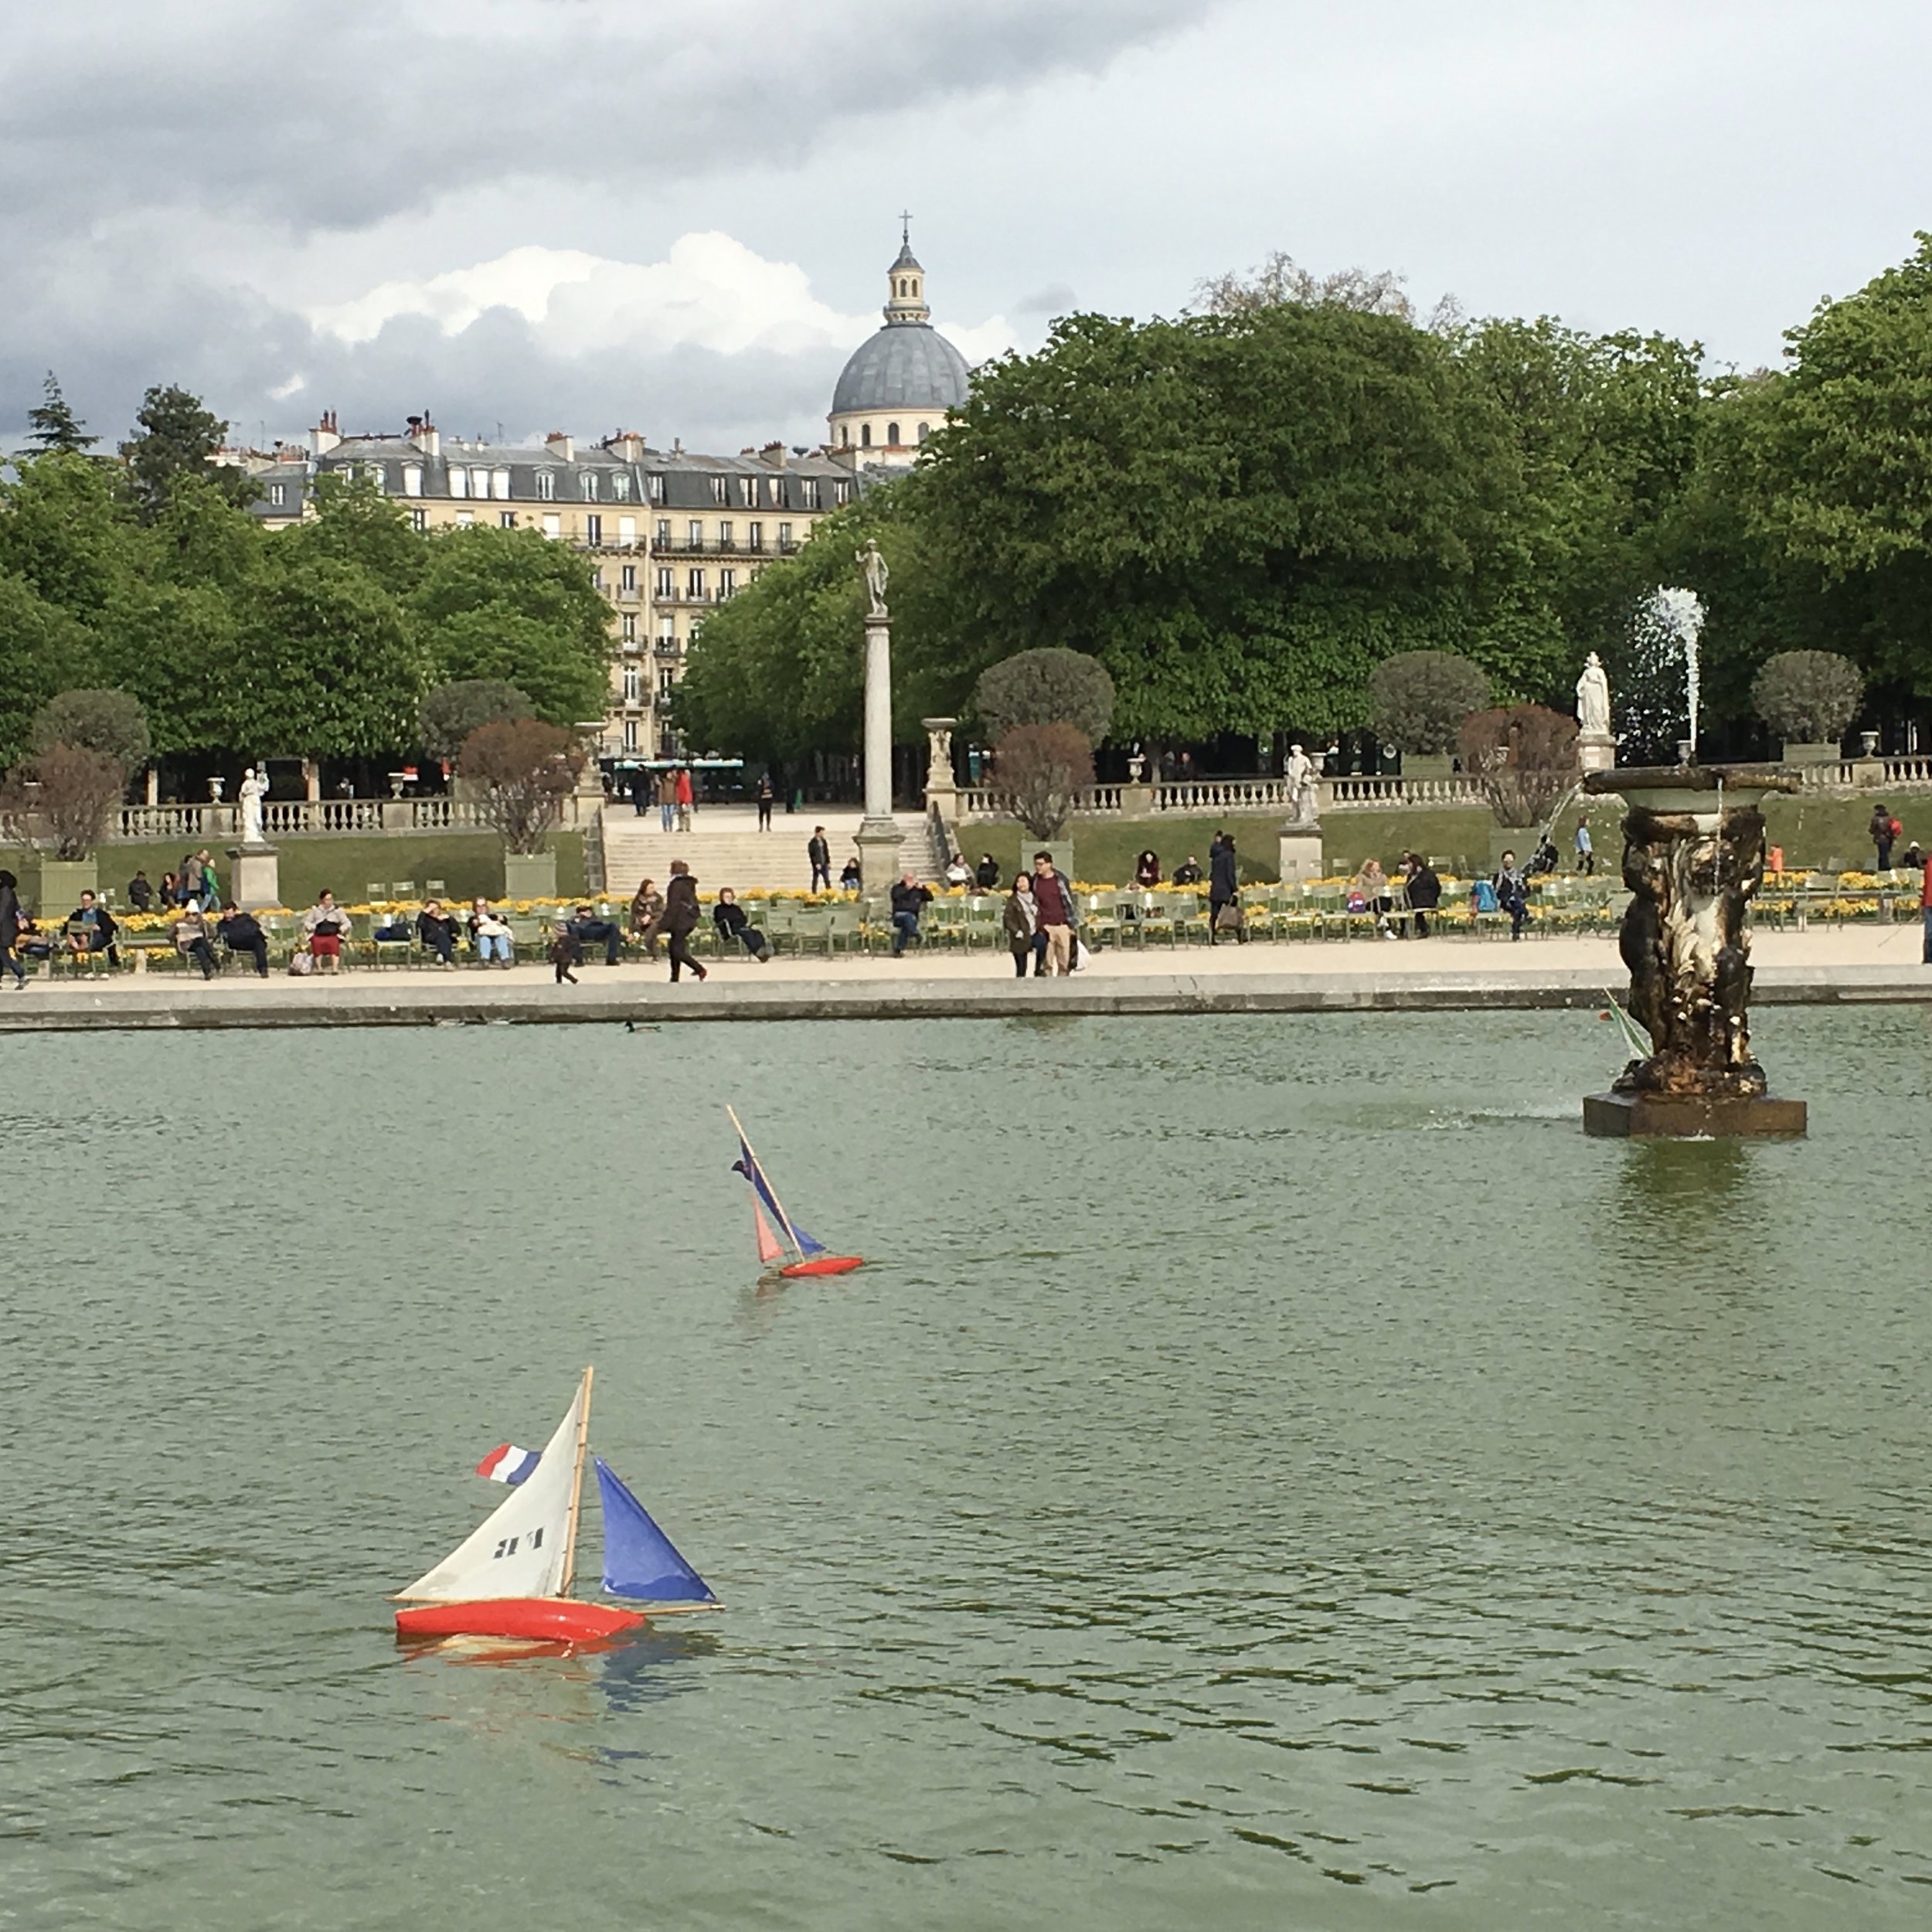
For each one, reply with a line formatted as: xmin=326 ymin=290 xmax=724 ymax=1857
xmin=4 ymin=0 xmax=1926 ymax=455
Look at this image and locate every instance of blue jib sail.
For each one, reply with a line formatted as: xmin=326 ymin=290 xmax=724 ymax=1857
xmin=731 ymin=1137 xmax=828 ymax=1257
xmin=594 ymin=1458 xmax=719 ymax=1604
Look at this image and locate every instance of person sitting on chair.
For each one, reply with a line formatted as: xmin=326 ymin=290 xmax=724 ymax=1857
xmin=173 ymin=905 xmax=217 ymax=980
xmin=838 ymin=855 xmax=862 ymax=892
xmin=65 ymin=890 xmax=119 ymax=968
xmin=712 ymin=887 xmax=773 ymax=962
xmin=1172 ymin=855 xmax=1203 ymax=886
xmin=216 ymin=902 xmax=269 ymax=977
xmin=566 ymin=903 xmax=624 ymax=966
xmin=416 ymin=900 xmax=458 ymax=967
xmin=889 ymin=874 xmax=933 ymax=957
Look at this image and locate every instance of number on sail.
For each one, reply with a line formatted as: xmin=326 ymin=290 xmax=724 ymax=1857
xmin=493 ymin=1536 xmax=519 ymax=1559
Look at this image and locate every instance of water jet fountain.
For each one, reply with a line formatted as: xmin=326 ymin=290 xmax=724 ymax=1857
xmin=1581 ymin=592 xmax=1807 ymax=1138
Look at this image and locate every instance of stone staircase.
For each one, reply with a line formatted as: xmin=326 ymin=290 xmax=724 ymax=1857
xmin=600 ymin=806 xmax=938 ymax=895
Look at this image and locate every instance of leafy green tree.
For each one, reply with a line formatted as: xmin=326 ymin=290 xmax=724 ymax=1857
xmin=0 ymin=574 xmax=93 ymax=765
xmin=286 ymin=469 xmax=426 ymax=596
xmin=31 ymin=689 xmax=150 ymax=774
xmin=408 ymin=524 xmax=610 ymax=725
xmin=21 ymin=372 xmax=97 ymax=456
xmin=420 ymin=679 xmax=532 ymax=760
xmin=145 ymin=474 xmax=267 ymax=592
xmin=1752 ymin=650 xmax=1864 ymax=743
xmin=122 ymin=383 xmax=257 ymax=518
xmin=1367 ymin=651 xmax=1491 ymax=753
xmin=90 ymin=583 xmax=243 ymax=756
xmin=974 ymin=647 xmax=1116 ymax=742
xmin=0 ymin=450 xmax=138 ymax=615
xmin=227 ymin=558 xmax=430 ymax=758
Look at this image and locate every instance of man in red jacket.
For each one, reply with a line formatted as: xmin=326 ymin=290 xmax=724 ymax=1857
xmin=1030 ymin=850 xmax=1077 ymax=976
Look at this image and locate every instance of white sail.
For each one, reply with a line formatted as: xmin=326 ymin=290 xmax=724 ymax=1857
xmin=395 ymin=1381 xmax=583 ymax=1602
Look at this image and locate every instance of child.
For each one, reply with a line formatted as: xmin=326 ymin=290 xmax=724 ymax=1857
xmin=549 ymin=921 xmax=581 ymax=985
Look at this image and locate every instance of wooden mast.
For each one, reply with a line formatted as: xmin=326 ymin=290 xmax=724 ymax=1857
xmin=726 ymin=1104 xmax=804 ymax=1261
xmin=559 ymin=1365 xmax=594 ymax=1597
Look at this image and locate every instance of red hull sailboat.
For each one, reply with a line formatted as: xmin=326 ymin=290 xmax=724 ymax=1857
xmin=729 ymin=1106 xmax=864 ymax=1279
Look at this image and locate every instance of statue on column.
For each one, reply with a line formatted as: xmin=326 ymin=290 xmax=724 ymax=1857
xmin=1284 ymin=743 xmax=1319 ymax=825
xmin=238 ymin=764 xmax=270 ymax=845
xmin=857 ymin=539 xmax=889 ymax=617
xmin=1577 ymin=653 xmax=1613 ymax=740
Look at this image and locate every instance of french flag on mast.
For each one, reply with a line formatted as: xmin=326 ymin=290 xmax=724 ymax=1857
xmin=475 ymin=1442 xmax=541 ymax=1486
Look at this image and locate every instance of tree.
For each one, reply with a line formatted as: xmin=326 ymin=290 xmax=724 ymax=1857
xmin=31 ymin=689 xmax=149 ymax=775
xmin=995 ymin=723 xmax=1093 ymax=840
xmin=1367 ymin=651 xmax=1491 ymax=753
xmin=0 ymin=575 xmax=92 ymax=766
xmin=122 ymin=383 xmax=256 ymax=519
xmin=227 ymin=559 xmax=430 ymax=759
xmin=21 ymin=372 xmax=97 ymax=456
xmin=1196 ymin=250 xmax=1463 ymax=332
xmin=0 ymin=448 xmax=138 ymax=615
xmin=1459 ymin=704 xmax=1579 ymax=827
xmin=974 ymin=647 xmax=1116 ymax=743
xmin=408 ymin=523 xmax=610 ymax=725
xmin=1752 ymin=650 xmax=1864 ymax=743
xmin=288 ymin=469 xmax=426 ymax=596
xmin=458 ymin=718 xmax=582 ymax=853
xmin=90 ymin=583 xmax=242 ymax=757
xmin=2 ymin=743 xmax=127 ymax=859
xmin=420 ymin=680 xmax=532 ymax=760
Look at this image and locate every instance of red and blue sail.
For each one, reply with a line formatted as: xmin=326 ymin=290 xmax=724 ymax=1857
xmin=730 ymin=1135 xmax=827 ymax=1257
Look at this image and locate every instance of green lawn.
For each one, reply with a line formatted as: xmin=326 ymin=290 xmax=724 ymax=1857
xmin=10 ymin=832 xmax=587 ymax=913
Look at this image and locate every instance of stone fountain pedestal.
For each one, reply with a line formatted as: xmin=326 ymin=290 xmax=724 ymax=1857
xmin=1582 ymin=764 xmax=1807 ymax=1139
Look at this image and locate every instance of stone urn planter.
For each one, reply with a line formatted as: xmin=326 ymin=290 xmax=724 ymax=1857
xmin=502 ymin=849 xmax=558 ymax=901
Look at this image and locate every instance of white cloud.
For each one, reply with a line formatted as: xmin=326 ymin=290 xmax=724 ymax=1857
xmin=303 ymin=231 xmax=1015 ymax=366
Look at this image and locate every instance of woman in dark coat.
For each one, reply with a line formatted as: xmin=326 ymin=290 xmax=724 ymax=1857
xmin=0 ymin=870 xmax=26 ymax=988
xmin=661 ymin=860 xmax=706 ymax=983
xmin=1208 ymin=833 xmax=1240 ymax=942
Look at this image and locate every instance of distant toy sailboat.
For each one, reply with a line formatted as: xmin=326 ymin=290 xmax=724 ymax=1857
xmin=393 ymin=1367 xmax=719 ymax=1645
xmin=729 ymin=1104 xmax=864 ymax=1278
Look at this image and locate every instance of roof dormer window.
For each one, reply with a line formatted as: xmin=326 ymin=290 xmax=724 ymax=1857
xmin=536 ymin=469 xmax=556 ymax=500
xmin=582 ymin=471 xmax=599 ymax=501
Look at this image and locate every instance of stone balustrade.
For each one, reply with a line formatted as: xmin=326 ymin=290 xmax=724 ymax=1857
xmin=953 ymin=773 xmax=1485 ymax=820
xmin=111 ymin=796 xmax=589 ymax=842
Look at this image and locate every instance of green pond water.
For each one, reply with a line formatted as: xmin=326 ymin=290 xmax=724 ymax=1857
xmin=4 ymin=1011 xmax=1931 ymax=1930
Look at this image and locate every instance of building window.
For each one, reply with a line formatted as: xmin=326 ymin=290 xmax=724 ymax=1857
xmin=801 ymin=479 xmax=821 ymax=509
xmin=612 ymin=473 xmax=631 ymax=501
xmin=543 ymin=513 xmax=562 ymax=540
xmin=499 ymin=510 xmax=517 ymax=529
xmin=492 ymin=469 xmax=511 ymax=500
xmin=621 ymin=563 xmax=637 ymax=593
xmin=687 ymin=567 xmax=706 ymax=598
xmin=590 ymin=568 xmax=603 ymax=592
xmin=717 ymin=521 xmax=733 ymax=548
xmin=655 ymin=519 xmax=670 ymax=545
xmin=409 ymin=508 xmax=427 ymax=532
xmin=918 ymin=423 xmax=931 ymax=443
xmin=364 ymin=464 xmax=386 ymax=492
xmin=658 ymin=617 xmax=675 ymax=641
xmin=709 ymin=476 xmax=727 ymax=505
xmin=648 ymin=473 xmax=665 ymax=502
xmin=655 ymin=566 xmax=675 ymax=598
xmin=621 ymin=611 xmax=637 ymax=641
xmin=617 ymin=515 xmax=636 ymax=549
xmin=658 ymin=667 xmax=676 ymax=698
xmin=834 ymin=481 xmax=852 ymax=505
xmin=861 ymin=424 xmax=872 ymax=447
xmin=582 ymin=471 xmax=599 ymax=501
xmin=449 ymin=468 xmax=468 ymax=499
xmin=839 ymin=425 xmax=850 ymax=446
xmin=778 ymin=521 xmax=793 ymax=549
xmin=740 ymin=477 xmax=758 ymax=507
xmin=536 ymin=470 xmax=556 ymax=500
xmin=622 ymin=665 xmax=642 ymax=706
xmin=456 ymin=509 xmax=474 ymax=528
xmin=403 ymin=464 xmax=424 ymax=496
xmin=886 ymin=423 xmax=900 ymax=447
xmin=622 ymin=716 xmax=638 ymax=753
xmin=268 ymin=482 xmax=287 ymax=506
xmin=719 ymin=568 xmax=736 ymax=598
xmin=747 ymin=521 xmax=763 ymax=550
xmin=585 ymin=513 xmax=603 ymax=546
xmin=687 ymin=519 xmax=703 ymax=547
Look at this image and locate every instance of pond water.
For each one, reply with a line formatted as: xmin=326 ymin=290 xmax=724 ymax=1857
xmin=5 ymin=1010 xmax=1931 ymax=1930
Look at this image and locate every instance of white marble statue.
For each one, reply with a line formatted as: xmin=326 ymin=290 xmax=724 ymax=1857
xmin=1577 ymin=652 xmax=1612 ymax=739
xmin=857 ymin=538 xmax=890 ymax=617
xmin=1285 ymin=743 xmax=1319 ymax=824
xmin=239 ymin=764 xmax=269 ymax=845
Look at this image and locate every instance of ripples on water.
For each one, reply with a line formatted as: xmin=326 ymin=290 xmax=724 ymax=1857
xmin=3 ymin=1011 xmax=1931 ymax=1930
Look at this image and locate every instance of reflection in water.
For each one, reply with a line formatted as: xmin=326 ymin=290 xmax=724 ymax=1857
xmin=4 ymin=1009 xmax=1929 ymax=1931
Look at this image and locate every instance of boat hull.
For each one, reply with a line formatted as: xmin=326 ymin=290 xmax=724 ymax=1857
xmin=394 ymin=1597 xmax=647 ymax=1644
xmin=781 ymin=1254 xmax=865 ymax=1277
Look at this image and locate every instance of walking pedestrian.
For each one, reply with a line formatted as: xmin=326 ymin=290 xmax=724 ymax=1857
xmin=675 ymin=765 xmax=695 ymax=832
xmin=1871 ymin=802 xmax=1901 ymax=871
xmin=656 ymin=768 xmax=677 ymax=833
xmin=1574 ymin=820 xmax=1595 ymax=876
xmin=0 ymin=869 xmax=26 ymax=988
xmin=1030 ymin=850 xmax=1077 ymax=975
xmin=662 ymin=860 xmax=706 ymax=981
xmin=1493 ymin=851 xmax=1529 ymax=940
xmin=1402 ymin=853 xmax=1441 ymax=937
xmin=1002 ymin=872 xmax=1040 ymax=978
xmin=549 ymin=922 xmax=581 ymax=985
xmin=1208 ymin=832 xmax=1239 ymax=942
xmin=755 ymin=773 xmax=774 ymax=832
xmin=193 ymin=849 xmax=220 ymax=909
xmin=808 ymin=826 xmax=832 ymax=892
xmin=1923 ymin=852 xmax=1932 ymax=965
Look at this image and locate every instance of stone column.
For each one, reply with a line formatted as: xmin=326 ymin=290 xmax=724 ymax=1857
xmin=229 ymin=845 xmax=282 ymax=910
xmin=854 ymin=611 xmax=901 ymax=889
xmin=1277 ymin=815 xmax=1324 ymax=886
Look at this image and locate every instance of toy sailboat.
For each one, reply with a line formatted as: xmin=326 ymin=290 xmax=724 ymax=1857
xmin=393 ymin=1367 xmax=719 ymax=1644
xmin=728 ymin=1105 xmax=864 ymax=1279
